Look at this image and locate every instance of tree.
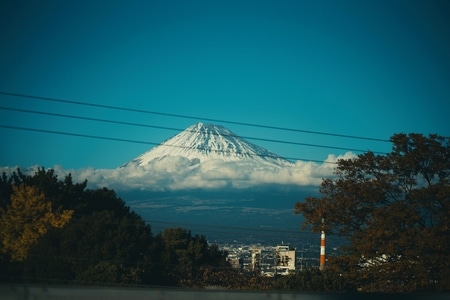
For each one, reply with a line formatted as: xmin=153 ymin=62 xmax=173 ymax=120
xmin=0 ymin=168 xmax=88 ymax=213
xmin=273 ymin=268 xmax=354 ymax=292
xmin=23 ymin=195 xmax=156 ymax=285
xmin=295 ymin=133 xmax=450 ymax=292
xmin=0 ymin=185 xmax=73 ymax=261
xmin=155 ymin=228 xmax=228 ymax=286
xmin=0 ymin=172 xmax=13 ymax=209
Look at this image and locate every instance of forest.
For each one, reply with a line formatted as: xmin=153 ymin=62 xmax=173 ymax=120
xmin=0 ymin=168 xmax=228 ymax=287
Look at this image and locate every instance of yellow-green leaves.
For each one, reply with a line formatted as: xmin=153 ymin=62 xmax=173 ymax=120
xmin=0 ymin=185 xmax=73 ymax=261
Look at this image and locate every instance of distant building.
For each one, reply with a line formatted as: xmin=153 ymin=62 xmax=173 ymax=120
xmin=226 ymin=253 xmax=242 ymax=269
xmin=251 ymin=248 xmax=262 ymax=271
xmin=224 ymin=242 xmax=298 ymax=275
xmin=274 ymin=243 xmax=296 ymax=275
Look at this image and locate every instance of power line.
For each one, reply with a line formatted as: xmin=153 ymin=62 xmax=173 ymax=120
xmin=0 ymin=106 xmax=389 ymax=155
xmin=0 ymin=124 xmax=159 ymax=145
xmin=0 ymin=91 xmax=391 ymax=142
xmin=0 ymin=124 xmax=335 ymax=164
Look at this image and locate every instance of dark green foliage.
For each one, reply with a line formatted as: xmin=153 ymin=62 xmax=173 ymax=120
xmin=0 ymin=168 xmax=88 ymax=212
xmin=0 ymin=172 xmax=13 ymax=209
xmin=23 ymin=209 xmax=155 ymax=285
xmin=189 ymin=266 xmax=354 ymax=292
xmin=0 ymin=168 xmax=227 ymax=287
xmin=152 ymin=227 xmax=228 ymax=286
xmin=273 ymin=268 xmax=355 ymax=292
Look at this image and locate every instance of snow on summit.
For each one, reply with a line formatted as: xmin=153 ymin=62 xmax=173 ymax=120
xmin=126 ymin=122 xmax=293 ymax=167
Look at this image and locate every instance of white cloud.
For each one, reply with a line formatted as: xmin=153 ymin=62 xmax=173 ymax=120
xmin=0 ymin=152 xmax=357 ymax=191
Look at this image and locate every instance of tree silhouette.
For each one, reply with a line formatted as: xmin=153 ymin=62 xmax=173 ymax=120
xmin=295 ymin=133 xmax=450 ymax=292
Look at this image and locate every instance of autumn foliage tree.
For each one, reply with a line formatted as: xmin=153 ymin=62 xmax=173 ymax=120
xmin=295 ymin=133 xmax=450 ymax=292
xmin=0 ymin=185 xmax=73 ymax=261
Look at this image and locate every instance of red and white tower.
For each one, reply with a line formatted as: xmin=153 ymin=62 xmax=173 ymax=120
xmin=319 ymin=218 xmax=326 ymax=271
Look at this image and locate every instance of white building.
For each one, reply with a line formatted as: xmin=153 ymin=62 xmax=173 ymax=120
xmin=251 ymin=248 xmax=262 ymax=271
xmin=274 ymin=244 xmax=296 ymax=275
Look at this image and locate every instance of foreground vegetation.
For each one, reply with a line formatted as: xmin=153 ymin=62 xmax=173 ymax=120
xmin=296 ymin=133 xmax=449 ymax=292
xmin=0 ymin=169 xmax=228 ymax=287
xmin=0 ymin=168 xmax=351 ymax=291
xmin=1 ymin=133 xmax=448 ymax=292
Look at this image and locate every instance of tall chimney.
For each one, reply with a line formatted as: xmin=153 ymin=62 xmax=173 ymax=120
xmin=319 ymin=218 xmax=325 ymax=271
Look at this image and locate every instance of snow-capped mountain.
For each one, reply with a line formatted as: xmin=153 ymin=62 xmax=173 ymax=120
xmin=125 ymin=122 xmax=293 ymax=167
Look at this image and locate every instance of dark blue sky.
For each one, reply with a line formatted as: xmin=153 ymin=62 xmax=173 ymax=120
xmin=1 ymin=0 xmax=449 ymax=168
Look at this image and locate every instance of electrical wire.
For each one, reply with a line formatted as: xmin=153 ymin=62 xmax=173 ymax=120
xmin=0 ymin=91 xmax=391 ymax=142
xmin=0 ymin=106 xmax=389 ymax=155
xmin=0 ymin=124 xmax=338 ymax=164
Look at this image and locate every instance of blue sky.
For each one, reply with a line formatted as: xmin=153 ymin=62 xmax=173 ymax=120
xmin=1 ymin=0 xmax=449 ymax=169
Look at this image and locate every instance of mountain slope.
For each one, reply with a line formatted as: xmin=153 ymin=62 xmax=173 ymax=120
xmin=125 ymin=122 xmax=292 ymax=167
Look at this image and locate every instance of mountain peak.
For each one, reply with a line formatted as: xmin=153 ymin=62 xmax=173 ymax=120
xmin=189 ymin=122 xmax=231 ymax=136
xmin=125 ymin=123 xmax=292 ymax=167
